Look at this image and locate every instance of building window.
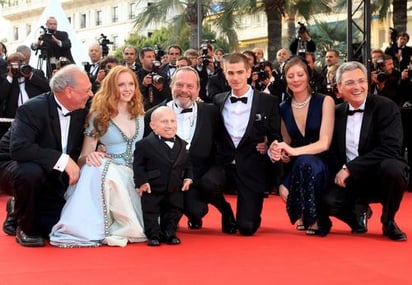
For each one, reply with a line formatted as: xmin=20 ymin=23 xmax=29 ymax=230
xmin=96 ymin=10 xmax=102 ymax=26
xmin=128 ymin=3 xmax=135 ymax=19
xmin=112 ymin=6 xmax=119 ymax=23
xmin=112 ymin=35 xmax=118 ymax=50
xmin=13 ymin=26 xmax=19 ymax=41
xmin=26 ymin=24 xmax=31 ymax=36
xmin=68 ymin=16 xmax=72 ymax=24
xmin=80 ymin=13 xmax=86 ymax=29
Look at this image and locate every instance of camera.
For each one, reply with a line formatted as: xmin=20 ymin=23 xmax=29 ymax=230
xmin=252 ymin=60 xmax=270 ymax=81
xmin=98 ymin=34 xmax=113 ymax=57
xmin=200 ymin=39 xmax=215 ymax=66
xmin=9 ymin=62 xmax=33 ymax=78
xmin=372 ymin=57 xmax=386 ymax=83
xmin=40 ymin=25 xmax=56 ymax=37
xmin=150 ymin=60 xmax=164 ymax=84
xmin=297 ymin=22 xmax=308 ymax=57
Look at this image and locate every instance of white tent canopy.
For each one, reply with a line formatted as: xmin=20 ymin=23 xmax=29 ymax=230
xmin=24 ymin=0 xmax=88 ymax=71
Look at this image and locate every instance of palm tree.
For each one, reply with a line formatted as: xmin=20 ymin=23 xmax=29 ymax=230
xmin=392 ymin=0 xmax=408 ymax=33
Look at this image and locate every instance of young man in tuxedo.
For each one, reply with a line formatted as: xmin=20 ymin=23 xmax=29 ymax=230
xmin=322 ymin=61 xmax=409 ymax=241
xmin=144 ymin=66 xmax=237 ymax=234
xmin=0 ymin=65 xmax=92 ymax=247
xmin=213 ymin=53 xmax=282 ymax=236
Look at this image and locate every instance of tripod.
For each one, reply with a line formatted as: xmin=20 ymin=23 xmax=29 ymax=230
xmin=36 ymin=48 xmax=53 ymax=79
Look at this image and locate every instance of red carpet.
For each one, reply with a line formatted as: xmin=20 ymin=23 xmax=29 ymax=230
xmin=0 ymin=193 xmax=412 ymax=285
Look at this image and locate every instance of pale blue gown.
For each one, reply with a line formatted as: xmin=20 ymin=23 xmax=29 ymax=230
xmin=50 ymin=115 xmax=146 ymax=247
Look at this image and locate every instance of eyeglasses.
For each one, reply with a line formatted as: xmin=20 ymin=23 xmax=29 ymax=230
xmin=343 ymin=78 xmax=368 ymax=87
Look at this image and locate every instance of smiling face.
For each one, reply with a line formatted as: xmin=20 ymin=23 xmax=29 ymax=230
xmin=117 ymin=72 xmax=135 ymax=104
xmin=171 ymin=68 xmax=199 ymax=109
xmin=285 ymin=62 xmax=309 ymax=97
xmin=150 ymin=107 xmax=177 ymax=139
xmin=337 ymin=68 xmax=368 ymax=109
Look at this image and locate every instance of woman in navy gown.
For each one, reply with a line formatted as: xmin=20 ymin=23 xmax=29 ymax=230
xmin=269 ymin=57 xmax=335 ymax=236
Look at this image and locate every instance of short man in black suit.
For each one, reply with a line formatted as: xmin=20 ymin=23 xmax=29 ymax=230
xmin=322 ymin=61 xmax=409 ymax=241
xmin=31 ymin=16 xmax=75 ymax=78
xmin=134 ymin=106 xmax=193 ymax=246
xmin=213 ymin=53 xmax=282 ymax=236
xmin=0 ymin=65 xmax=92 ymax=247
xmin=144 ymin=66 xmax=236 ymax=234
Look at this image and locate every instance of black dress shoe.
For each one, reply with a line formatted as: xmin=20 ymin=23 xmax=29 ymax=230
xmin=222 ymin=211 xmax=237 ymax=234
xmin=3 ymin=197 xmax=17 ymax=236
xmin=163 ymin=236 xmax=181 ymax=245
xmin=383 ymin=221 xmax=408 ymax=241
xmin=16 ymin=227 xmax=45 ymax=247
xmin=351 ymin=209 xmax=371 ymax=234
xmin=147 ymin=239 xmax=161 ymax=246
xmin=188 ymin=219 xmax=202 ymax=230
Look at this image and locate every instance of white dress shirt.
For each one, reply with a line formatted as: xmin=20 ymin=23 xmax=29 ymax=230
xmin=345 ymin=101 xmax=366 ymax=162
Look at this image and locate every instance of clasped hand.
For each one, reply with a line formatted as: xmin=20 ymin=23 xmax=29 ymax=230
xmin=269 ymin=140 xmax=292 ymax=163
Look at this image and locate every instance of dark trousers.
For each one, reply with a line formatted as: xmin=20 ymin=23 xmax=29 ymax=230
xmin=322 ymin=158 xmax=409 ymax=227
xmin=141 ymin=191 xmax=184 ymax=240
xmin=0 ymin=160 xmax=67 ymax=236
xmin=226 ymin=164 xmax=264 ymax=236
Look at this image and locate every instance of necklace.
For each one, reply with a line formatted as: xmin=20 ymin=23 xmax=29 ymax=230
xmin=291 ymin=95 xmax=311 ymax=109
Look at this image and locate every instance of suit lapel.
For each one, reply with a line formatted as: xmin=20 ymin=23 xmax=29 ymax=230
xmin=237 ymin=90 xmax=259 ymax=148
xmin=358 ymin=96 xmax=374 ymax=154
xmin=66 ymin=111 xmax=84 ymax=155
xmin=48 ymin=94 xmax=62 ymax=151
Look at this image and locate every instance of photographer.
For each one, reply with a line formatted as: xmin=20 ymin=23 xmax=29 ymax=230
xmin=31 ymin=17 xmax=74 ymax=77
xmin=91 ymin=56 xmax=119 ymax=94
xmin=289 ymin=22 xmax=316 ymax=56
xmin=136 ymin=47 xmax=171 ymax=110
xmin=385 ymin=31 xmax=412 ymax=72
xmin=0 ymin=52 xmax=50 ymax=136
xmin=371 ymin=54 xmax=402 ymax=104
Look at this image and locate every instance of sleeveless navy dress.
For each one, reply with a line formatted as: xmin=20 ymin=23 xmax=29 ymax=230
xmin=280 ymin=94 xmax=331 ymax=229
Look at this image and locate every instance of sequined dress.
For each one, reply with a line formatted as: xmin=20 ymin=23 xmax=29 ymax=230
xmin=280 ymin=94 xmax=331 ymax=228
xmin=50 ymin=115 xmax=146 ymax=247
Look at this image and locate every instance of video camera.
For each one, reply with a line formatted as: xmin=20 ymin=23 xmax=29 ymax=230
xmin=9 ymin=62 xmax=33 ymax=78
xmin=389 ymin=27 xmax=398 ymax=45
xmin=297 ymin=22 xmax=308 ymax=58
xmin=154 ymin=45 xmax=165 ymax=62
xmin=40 ymin=25 xmax=56 ymax=37
xmin=98 ymin=34 xmax=113 ymax=57
xmin=150 ymin=60 xmax=164 ymax=84
xmin=372 ymin=57 xmax=386 ymax=83
xmin=200 ymin=39 xmax=215 ymax=66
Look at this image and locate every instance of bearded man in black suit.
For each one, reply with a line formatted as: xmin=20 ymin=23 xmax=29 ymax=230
xmin=31 ymin=16 xmax=75 ymax=78
xmin=213 ymin=53 xmax=282 ymax=236
xmin=0 ymin=65 xmax=92 ymax=247
xmin=144 ymin=66 xmax=237 ymax=234
xmin=322 ymin=61 xmax=409 ymax=241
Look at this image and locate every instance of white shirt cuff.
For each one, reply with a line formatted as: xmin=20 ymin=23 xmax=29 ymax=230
xmin=53 ymin=154 xmax=69 ymax=172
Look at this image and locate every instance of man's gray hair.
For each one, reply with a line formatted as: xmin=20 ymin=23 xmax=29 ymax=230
xmin=335 ymin=61 xmax=367 ymax=84
xmin=50 ymin=64 xmax=83 ymax=93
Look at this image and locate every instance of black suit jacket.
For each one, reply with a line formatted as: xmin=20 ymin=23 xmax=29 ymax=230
xmin=0 ymin=92 xmax=87 ymax=172
xmin=213 ymin=89 xmax=281 ymax=192
xmin=133 ymin=132 xmax=193 ymax=193
xmin=331 ymin=95 xmax=405 ymax=178
xmin=0 ymin=69 xmax=50 ymax=118
xmin=144 ymin=101 xmax=221 ymax=180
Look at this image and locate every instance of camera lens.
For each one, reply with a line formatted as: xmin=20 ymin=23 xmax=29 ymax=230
xmin=20 ymin=64 xmax=33 ymax=76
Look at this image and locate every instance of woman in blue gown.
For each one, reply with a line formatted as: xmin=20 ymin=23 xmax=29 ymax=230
xmin=269 ymin=57 xmax=335 ymax=236
xmin=50 ymin=66 xmax=146 ymax=247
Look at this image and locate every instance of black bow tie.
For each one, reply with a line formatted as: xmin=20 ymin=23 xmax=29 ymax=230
xmin=56 ymin=103 xmax=71 ymax=117
xmin=160 ymin=136 xmax=175 ymax=143
xmin=347 ymin=109 xmax=364 ymax=116
xmin=181 ymin=108 xmax=193 ymax=114
xmin=230 ymin=96 xmax=248 ymax=104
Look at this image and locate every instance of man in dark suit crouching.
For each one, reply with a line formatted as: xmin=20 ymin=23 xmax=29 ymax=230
xmin=322 ymin=61 xmax=409 ymax=241
xmin=0 ymin=65 xmax=92 ymax=246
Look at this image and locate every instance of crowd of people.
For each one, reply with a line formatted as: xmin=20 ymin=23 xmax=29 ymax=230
xmin=0 ymin=16 xmax=411 ymax=248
